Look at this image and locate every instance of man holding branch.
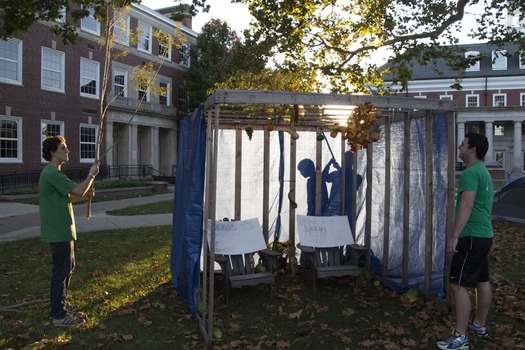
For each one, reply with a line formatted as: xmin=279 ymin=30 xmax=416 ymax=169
xmin=39 ymin=135 xmax=99 ymax=327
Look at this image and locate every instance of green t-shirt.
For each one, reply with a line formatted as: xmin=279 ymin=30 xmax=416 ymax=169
xmin=455 ymin=161 xmax=494 ymax=238
xmin=39 ymin=164 xmax=77 ymax=242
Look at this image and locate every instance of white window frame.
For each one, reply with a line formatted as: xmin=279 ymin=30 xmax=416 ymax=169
xmin=465 ymin=51 xmax=480 ymax=72
xmin=0 ymin=38 xmax=23 ymax=85
xmin=137 ymin=22 xmax=152 ymax=54
xmin=466 ymin=94 xmax=479 ymax=107
xmin=520 ymin=93 xmax=525 ymax=106
xmin=138 ymin=83 xmax=150 ymax=102
xmin=41 ymin=120 xmax=64 ymax=162
xmin=0 ymin=115 xmax=23 ymax=163
xmin=179 ymin=43 xmax=190 ymax=67
xmin=494 ymin=124 xmax=505 ymax=136
xmin=113 ymin=68 xmax=128 ymax=97
xmin=79 ymin=124 xmax=98 ymax=163
xmin=80 ymin=6 xmax=100 ymax=36
xmin=158 ymin=33 xmax=172 ymax=61
xmin=80 ymin=57 xmax=100 ymax=99
xmin=159 ymin=81 xmax=170 ymax=106
xmin=492 ymin=50 xmax=507 ymax=70
xmin=41 ymin=47 xmax=65 ymax=93
xmin=494 ymin=150 xmax=505 ymax=168
xmin=440 ymin=95 xmax=453 ymax=101
xmin=113 ymin=15 xmax=130 ymax=46
xmin=493 ymin=93 xmax=506 ymax=107
xmin=179 ymin=86 xmax=188 ymax=114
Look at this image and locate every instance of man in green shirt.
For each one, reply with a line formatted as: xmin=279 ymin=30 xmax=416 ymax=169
xmin=437 ymin=133 xmax=494 ymax=350
xmin=39 ymin=136 xmax=99 ymax=327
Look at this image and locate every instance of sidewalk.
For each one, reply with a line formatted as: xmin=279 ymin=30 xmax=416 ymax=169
xmin=0 ymin=192 xmax=174 ymax=242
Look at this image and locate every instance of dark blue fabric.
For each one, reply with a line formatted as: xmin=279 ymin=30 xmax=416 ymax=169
xmin=171 ymin=105 xmax=206 ymax=316
xmin=49 ymin=241 xmax=74 ymax=319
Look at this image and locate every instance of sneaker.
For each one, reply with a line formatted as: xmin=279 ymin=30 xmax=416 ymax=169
xmin=436 ymin=330 xmax=469 ymax=350
xmin=468 ymin=318 xmax=488 ymax=337
xmin=52 ymin=314 xmax=85 ymax=327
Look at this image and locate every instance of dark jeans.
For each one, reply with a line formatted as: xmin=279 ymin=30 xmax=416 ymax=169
xmin=49 ymin=241 xmax=75 ymax=319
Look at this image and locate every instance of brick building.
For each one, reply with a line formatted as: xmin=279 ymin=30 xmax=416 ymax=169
xmin=0 ymin=3 xmax=197 ymax=177
xmin=384 ymin=41 xmax=525 ymax=177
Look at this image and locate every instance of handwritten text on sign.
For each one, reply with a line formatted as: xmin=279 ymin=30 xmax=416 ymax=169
xmin=296 ymin=215 xmax=354 ymax=248
xmin=208 ymin=218 xmax=266 ymax=255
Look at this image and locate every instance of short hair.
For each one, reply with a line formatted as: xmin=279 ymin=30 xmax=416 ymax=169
xmin=297 ymin=158 xmax=315 ymax=174
xmin=465 ymin=132 xmax=489 ymax=160
xmin=42 ymin=135 xmax=66 ymax=161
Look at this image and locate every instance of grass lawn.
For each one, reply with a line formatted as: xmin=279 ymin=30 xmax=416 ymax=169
xmin=1 ymin=221 xmax=524 ymax=349
xmin=107 ymin=200 xmax=174 ymax=216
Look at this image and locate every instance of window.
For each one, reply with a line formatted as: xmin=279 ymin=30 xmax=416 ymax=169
xmin=495 ymin=150 xmax=505 ymax=167
xmin=41 ymin=47 xmax=65 ymax=92
xmin=159 ymin=82 xmax=170 ymax=105
xmin=414 ymin=95 xmax=427 ymax=99
xmin=55 ymin=7 xmax=66 ymax=23
xmin=465 ymin=51 xmax=480 ymax=72
xmin=520 ymin=51 xmax=525 ymax=69
xmin=138 ymin=82 xmax=149 ymax=102
xmin=179 ymin=43 xmax=190 ymax=67
xmin=522 ymin=152 xmax=525 ymax=172
xmin=113 ymin=15 xmax=129 ymax=46
xmin=158 ymin=33 xmax=171 ymax=61
xmin=492 ymin=50 xmax=507 ymax=70
xmin=80 ymin=6 xmax=100 ymax=35
xmin=80 ymin=58 xmax=99 ymax=99
xmin=521 ymin=93 xmax=525 ymax=106
xmin=0 ymin=38 xmax=23 ymax=85
xmin=137 ymin=22 xmax=152 ymax=53
xmin=466 ymin=94 xmax=479 ymax=107
xmin=80 ymin=124 xmax=97 ymax=162
xmin=0 ymin=116 xmax=22 ymax=163
xmin=440 ymin=95 xmax=453 ymax=101
xmin=114 ymin=68 xmax=127 ymax=97
xmin=179 ymin=86 xmax=188 ymax=114
xmin=41 ymin=120 xmax=64 ymax=161
xmin=494 ymin=124 xmax=505 ymax=136
xmin=493 ymin=93 xmax=506 ymax=107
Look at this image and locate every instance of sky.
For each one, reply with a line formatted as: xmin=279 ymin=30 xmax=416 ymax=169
xmin=141 ymin=0 xmax=252 ymax=33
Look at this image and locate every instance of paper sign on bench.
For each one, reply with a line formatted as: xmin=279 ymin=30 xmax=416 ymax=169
xmin=207 ymin=218 xmax=266 ymax=255
xmin=296 ymin=215 xmax=354 ymax=248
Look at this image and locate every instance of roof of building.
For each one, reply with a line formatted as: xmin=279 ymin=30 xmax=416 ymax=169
xmin=384 ymin=42 xmax=524 ymax=81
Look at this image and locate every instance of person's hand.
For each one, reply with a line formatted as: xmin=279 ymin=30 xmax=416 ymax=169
xmin=447 ymin=236 xmax=458 ymax=254
xmin=86 ymin=188 xmax=95 ymax=198
xmin=89 ymin=161 xmax=100 ymax=178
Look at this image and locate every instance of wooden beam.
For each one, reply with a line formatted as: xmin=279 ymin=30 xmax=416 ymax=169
xmin=263 ymin=128 xmax=270 ymax=242
xmin=235 ymin=128 xmax=242 ymax=220
xmin=402 ymin=112 xmax=410 ymax=285
xmin=424 ymin=110 xmax=434 ymax=299
xmin=383 ymin=114 xmax=392 ymax=279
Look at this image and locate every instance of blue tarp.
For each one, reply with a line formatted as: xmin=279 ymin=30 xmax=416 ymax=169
xmin=171 ymin=106 xmax=206 ymax=316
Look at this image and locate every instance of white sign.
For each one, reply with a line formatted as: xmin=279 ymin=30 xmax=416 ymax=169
xmin=207 ymin=218 xmax=266 ymax=255
xmin=296 ymin=215 xmax=354 ymax=248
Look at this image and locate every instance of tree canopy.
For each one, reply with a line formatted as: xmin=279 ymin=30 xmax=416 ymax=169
xmin=188 ymin=0 xmax=525 ymax=92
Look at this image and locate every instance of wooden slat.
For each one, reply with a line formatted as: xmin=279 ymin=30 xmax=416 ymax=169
xmin=383 ymin=113 xmax=391 ymax=278
xmin=402 ymin=112 xmax=410 ymax=284
xmin=424 ymin=110 xmax=434 ymax=299
xmin=263 ymin=128 xmax=270 ymax=242
xmin=446 ymin=110 xmax=457 ymax=308
xmin=205 ymin=90 xmax=457 ymax=111
xmin=235 ymin=128 xmax=242 ymax=220
xmin=365 ymin=139 xmax=373 ymax=270
xmin=315 ymin=131 xmax=323 ymax=215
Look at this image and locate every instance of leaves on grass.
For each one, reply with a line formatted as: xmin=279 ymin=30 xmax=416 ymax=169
xmin=288 ymin=309 xmax=302 ymax=319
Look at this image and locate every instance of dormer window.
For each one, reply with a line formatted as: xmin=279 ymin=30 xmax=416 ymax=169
xmin=492 ymin=50 xmax=507 ymax=70
xmin=465 ymin=51 xmax=480 ymax=72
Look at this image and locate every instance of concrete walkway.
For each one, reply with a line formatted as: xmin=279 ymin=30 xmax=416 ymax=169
xmin=0 ymin=192 xmax=174 ymax=242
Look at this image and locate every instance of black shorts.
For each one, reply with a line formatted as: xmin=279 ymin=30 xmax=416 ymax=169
xmin=449 ymin=236 xmax=493 ymax=288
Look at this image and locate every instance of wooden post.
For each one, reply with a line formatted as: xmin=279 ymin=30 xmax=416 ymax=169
xmin=340 ymin=136 xmax=346 ymax=216
xmin=365 ymin=140 xmax=373 ymax=270
xmin=383 ymin=113 xmax=391 ymax=279
xmin=315 ymin=129 xmax=323 ymax=216
xmin=234 ymin=128 xmax=242 ymax=220
xmin=263 ymin=127 xmax=270 ymax=243
xmin=351 ymin=152 xmax=358 ymax=240
xmin=402 ymin=112 xmax=410 ymax=285
xmin=289 ymin=129 xmax=297 ymax=256
xmin=446 ymin=110 xmax=457 ymax=308
xmin=424 ymin=110 xmax=434 ymax=299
